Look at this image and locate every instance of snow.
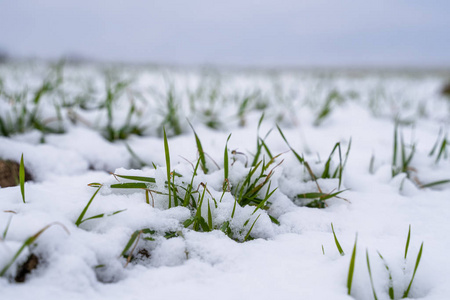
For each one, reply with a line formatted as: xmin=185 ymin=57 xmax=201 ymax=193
xmin=1 ymin=63 xmax=450 ymax=299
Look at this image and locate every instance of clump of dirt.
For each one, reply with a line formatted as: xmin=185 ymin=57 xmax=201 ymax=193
xmin=137 ymin=248 xmax=151 ymax=258
xmin=0 ymin=160 xmax=32 ymax=188
xmin=15 ymin=254 xmax=39 ymax=283
xmin=442 ymin=81 xmax=450 ymax=98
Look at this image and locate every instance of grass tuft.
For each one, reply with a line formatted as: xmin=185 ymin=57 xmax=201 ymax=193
xmin=402 ymin=242 xmax=424 ymax=299
xmin=392 ymin=123 xmax=415 ymax=178
xmin=429 ymin=128 xmax=448 ymax=164
xmin=158 ymin=84 xmax=183 ymax=137
xmin=314 ymin=90 xmax=343 ymax=126
xmin=277 ymin=125 xmax=350 ymax=207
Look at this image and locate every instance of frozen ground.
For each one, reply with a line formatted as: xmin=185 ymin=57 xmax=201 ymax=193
xmin=1 ymin=62 xmax=450 ymax=299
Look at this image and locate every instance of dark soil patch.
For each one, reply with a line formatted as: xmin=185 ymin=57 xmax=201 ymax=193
xmin=15 ymin=254 xmax=39 ymax=283
xmin=0 ymin=160 xmax=32 ymax=188
xmin=442 ymin=82 xmax=450 ymax=97
xmin=137 ymin=248 xmax=151 ymax=259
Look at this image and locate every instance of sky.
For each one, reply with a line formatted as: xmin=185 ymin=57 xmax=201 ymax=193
xmin=1 ymin=0 xmax=449 ymax=67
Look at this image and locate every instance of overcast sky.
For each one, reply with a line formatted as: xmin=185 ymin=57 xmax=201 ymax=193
xmin=1 ymin=0 xmax=449 ymax=67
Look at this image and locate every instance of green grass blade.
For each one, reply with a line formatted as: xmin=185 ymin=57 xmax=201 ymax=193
xmin=343 ymin=138 xmax=352 ymax=169
xmin=172 ymin=170 xmax=178 ymax=207
xmin=120 ymin=230 xmax=140 ymax=257
xmin=238 ymin=94 xmax=252 ymax=122
xmin=183 ymin=158 xmax=201 ymax=207
xmin=110 ymin=182 xmax=148 ymax=189
xmin=244 ymin=214 xmax=260 ymax=241
xmin=236 ymin=183 xmax=245 ymax=206
xmin=296 ymin=190 xmax=346 ymax=201
xmin=336 ymin=144 xmax=345 ymax=188
xmin=322 ymin=142 xmax=340 ymax=178
xmin=19 ymin=154 xmax=25 ymax=203
xmin=122 ymin=230 xmax=144 ymax=267
xmin=257 ymin=112 xmax=265 ymax=129
xmin=314 ymin=94 xmax=335 ymax=126
xmin=242 ymin=161 xmax=262 ymax=188
xmin=0 ymin=240 xmax=29 ymax=277
xmin=296 ymin=192 xmax=329 ymax=199
xmin=145 ymin=189 xmax=150 ymax=205
xmin=260 ymin=138 xmax=273 ymax=160
xmin=304 ymin=161 xmax=318 ymax=183
xmin=220 ymin=221 xmax=231 ymax=237
xmin=420 ymin=179 xmax=450 ymax=189
xmin=366 ymin=249 xmax=379 ymax=300
xmin=429 ymin=128 xmax=442 ymax=156
xmin=189 ymin=122 xmax=208 ymax=174
xmin=405 ymin=143 xmax=415 ymax=168
xmin=304 ymin=199 xmax=326 ymax=208
xmin=224 ymin=133 xmax=231 ymax=186
xmin=195 ymin=186 xmax=207 ymax=226
xmin=277 ymin=124 xmax=304 ymax=164
xmin=75 ymin=186 xmax=102 ymax=227
xmin=252 ymin=182 xmax=276 ymax=214
xmin=0 ymin=118 xmax=9 ymax=137
xmin=378 ymin=251 xmax=395 ymax=299
xmin=269 ymin=215 xmax=280 ymax=225
xmin=113 ymin=174 xmax=156 ymax=183
xmin=77 ymin=209 xmax=126 ymax=225
xmin=405 ymin=225 xmax=411 ymax=259
xmin=331 ymin=223 xmax=345 ymax=256
xmin=183 ymin=217 xmax=195 ymax=228
xmin=400 ymin=132 xmax=406 ymax=172
xmin=392 ymin=123 xmax=398 ymax=177
xmin=251 ymin=138 xmax=263 ymax=167
xmin=347 ymin=234 xmax=358 ymax=295
xmin=403 ymin=242 xmax=424 ymax=298
xmin=435 ymin=137 xmax=447 ymax=164
xmin=2 ymin=214 xmax=14 ymax=240
xmin=198 ymin=216 xmax=210 ymax=232
xmin=207 ymin=200 xmax=213 ymax=230
xmin=231 ymin=195 xmax=237 ymax=219
xmin=249 ymin=113 xmax=265 ymax=166
xmin=163 ymin=127 xmax=172 ymax=208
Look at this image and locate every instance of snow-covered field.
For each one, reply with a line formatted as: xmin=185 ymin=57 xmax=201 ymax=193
xmin=1 ymin=62 xmax=450 ymax=300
